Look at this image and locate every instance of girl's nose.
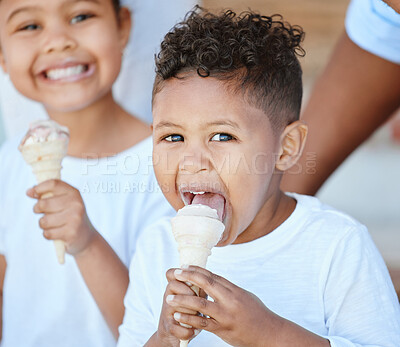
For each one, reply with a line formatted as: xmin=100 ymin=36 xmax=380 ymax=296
xmin=42 ymin=26 xmax=77 ymax=53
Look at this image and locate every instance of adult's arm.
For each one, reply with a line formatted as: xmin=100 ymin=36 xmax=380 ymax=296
xmin=0 ymin=255 xmax=6 ymax=341
xmin=281 ymin=31 xmax=400 ymax=195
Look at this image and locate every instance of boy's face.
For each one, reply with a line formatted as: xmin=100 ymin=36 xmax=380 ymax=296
xmin=0 ymin=0 xmax=130 ymax=112
xmin=152 ymin=75 xmax=283 ymax=246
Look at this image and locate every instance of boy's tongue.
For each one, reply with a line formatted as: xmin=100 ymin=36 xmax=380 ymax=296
xmin=191 ymin=193 xmax=225 ymax=221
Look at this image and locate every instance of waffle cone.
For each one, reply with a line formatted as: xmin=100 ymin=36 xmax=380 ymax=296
xmin=171 ymin=215 xmax=224 ymax=268
xmin=171 ymin=209 xmax=225 ymax=346
xmin=20 ymin=139 xmax=68 ymax=264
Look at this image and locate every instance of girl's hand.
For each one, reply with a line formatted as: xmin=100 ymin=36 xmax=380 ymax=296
xmin=27 ymin=179 xmax=96 ymax=256
xmin=167 ymin=266 xmax=277 ymax=347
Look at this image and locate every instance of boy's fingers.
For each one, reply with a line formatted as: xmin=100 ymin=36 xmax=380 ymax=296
xmin=166 ymin=294 xmax=220 ymax=320
xmin=167 ymin=318 xmax=195 ymax=341
xmin=167 ymin=279 xmax=196 ymax=297
xmin=173 ymin=312 xmax=218 ymax=334
xmin=165 ymin=280 xmax=197 ymax=316
xmin=167 ymin=268 xmax=196 ymax=292
xmin=166 ymin=268 xmax=180 ymax=282
xmin=174 ymin=267 xmax=231 ymax=301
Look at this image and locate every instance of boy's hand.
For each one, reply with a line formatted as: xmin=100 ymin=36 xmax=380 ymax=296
xmin=152 ymin=268 xmax=202 ymax=347
xmin=167 ymin=266 xmax=277 ymax=347
xmin=26 ymin=179 xmax=96 ymax=256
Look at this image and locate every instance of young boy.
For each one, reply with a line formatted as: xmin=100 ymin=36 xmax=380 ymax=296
xmin=118 ymin=7 xmax=400 ymax=346
xmin=0 ymin=0 xmax=173 ymax=346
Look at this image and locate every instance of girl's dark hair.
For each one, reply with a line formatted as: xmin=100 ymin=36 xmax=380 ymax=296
xmin=153 ymin=6 xmax=305 ymax=129
xmin=112 ymin=0 xmax=120 ymax=13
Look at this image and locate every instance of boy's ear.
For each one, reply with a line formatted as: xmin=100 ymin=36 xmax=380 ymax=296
xmin=118 ymin=7 xmax=132 ymax=51
xmin=275 ymin=120 xmax=308 ymax=171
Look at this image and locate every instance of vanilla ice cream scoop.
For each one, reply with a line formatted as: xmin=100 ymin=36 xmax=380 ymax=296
xmin=19 ymin=120 xmax=69 ymax=264
xmin=172 ymin=204 xmax=224 ymax=269
xmin=171 ymin=204 xmax=225 ymax=346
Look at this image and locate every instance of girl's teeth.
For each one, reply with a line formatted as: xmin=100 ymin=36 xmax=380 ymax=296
xmin=192 ymin=191 xmax=205 ymax=195
xmin=46 ymin=65 xmax=86 ymax=80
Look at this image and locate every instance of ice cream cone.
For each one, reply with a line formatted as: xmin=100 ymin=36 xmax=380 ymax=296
xmin=171 ymin=204 xmax=225 ymax=346
xmin=19 ymin=120 xmax=69 ymax=264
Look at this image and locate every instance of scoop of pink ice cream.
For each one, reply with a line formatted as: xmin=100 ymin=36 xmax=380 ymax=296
xmin=19 ymin=120 xmax=69 ymax=148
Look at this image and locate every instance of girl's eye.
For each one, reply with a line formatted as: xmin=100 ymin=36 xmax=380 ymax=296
xmin=211 ymin=133 xmax=233 ymax=142
xmin=71 ymin=14 xmax=93 ymax=24
xmin=164 ymin=134 xmax=183 ymax=142
xmin=19 ymin=24 xmax=40 ymax=31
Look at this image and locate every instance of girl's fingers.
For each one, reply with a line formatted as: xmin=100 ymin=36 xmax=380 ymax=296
xmin=41 ymin=225 xmax=68 ymax=241
xmin=30 ymin=179 xmax=71 ymax=198
xmin=26 ymin=187 xmax=40 ymax=199
xmin=173 ymin=266 xmax=232 ymax=301
xmin=33 ymin=194 xmax=73 ymax=214
xmin=39 ymin=210 xmax=69 ymax=230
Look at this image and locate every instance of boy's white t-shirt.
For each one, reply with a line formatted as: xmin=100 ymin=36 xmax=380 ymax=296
xmin=345 ymin=0 xmax=400 ymax=64
xmin=118 ymin=194 xmax=400 ymax=347
xmin=0 ymin=135 xmax=175 ymax=347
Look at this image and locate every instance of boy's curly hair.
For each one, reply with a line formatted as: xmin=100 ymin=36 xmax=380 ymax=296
xmin=153 ymin=6 xmax=305 ymax=129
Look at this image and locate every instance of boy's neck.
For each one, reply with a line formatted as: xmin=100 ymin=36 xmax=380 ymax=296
xmin=46 ymin=92 xmax=151 ymax=158
xmin=233 ymin=179 xmax=296 ymax=245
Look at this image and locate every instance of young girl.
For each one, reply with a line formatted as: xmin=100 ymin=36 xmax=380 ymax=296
xmin=0 ymin=0 xmax=173 ymax=346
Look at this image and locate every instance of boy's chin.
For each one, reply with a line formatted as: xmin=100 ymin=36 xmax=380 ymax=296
xmin=216 ymin=233 xmax=235 ymax=247
xmin=215 ymin=221 xmax=234 ymax=247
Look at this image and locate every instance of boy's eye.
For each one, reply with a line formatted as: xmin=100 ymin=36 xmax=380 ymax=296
xmin=211 ymin=133 xmax=233 ymax=142
xmin=164 ymin=134 xmax=184 ymax=142
xmin=70 ymin=14 xmax=93 ymax=24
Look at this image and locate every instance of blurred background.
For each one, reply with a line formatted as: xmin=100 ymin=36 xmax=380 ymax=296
xmin=0 ymin=0 xmax=399 ymax=288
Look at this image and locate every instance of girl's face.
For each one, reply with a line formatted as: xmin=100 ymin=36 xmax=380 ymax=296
xmin=0 ymin=0 xmax=131 ymax=112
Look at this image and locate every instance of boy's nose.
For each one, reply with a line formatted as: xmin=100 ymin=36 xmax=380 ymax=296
xmin=42 ymin=27 xmax=77 ymax=54
xmin=179 ymin=151 xmax=210 ymax=174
